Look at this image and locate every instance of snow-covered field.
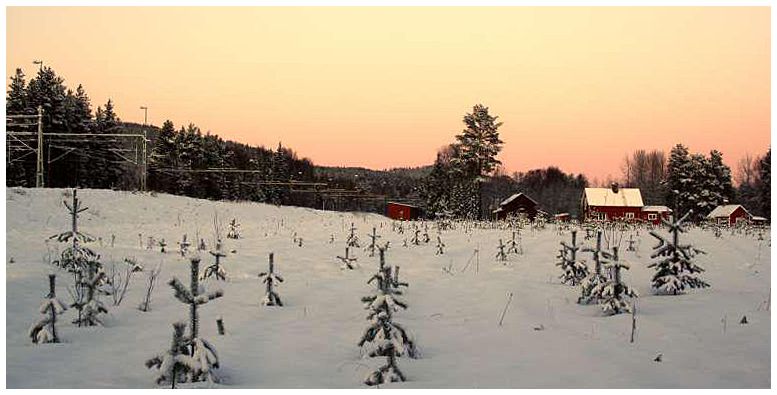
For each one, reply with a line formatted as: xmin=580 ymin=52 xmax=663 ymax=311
xmin=5 ymin=188 xmax=771 ymax=388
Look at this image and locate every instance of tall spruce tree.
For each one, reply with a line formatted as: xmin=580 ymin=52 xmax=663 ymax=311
xmin=758 ymin=149 xmax=771 ymax=219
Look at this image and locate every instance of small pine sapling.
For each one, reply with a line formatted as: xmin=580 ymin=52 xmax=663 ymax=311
xmin=146 ymin=322 xmax=192 ymax=388
xmin=347 ymin=223 xmax=361 ymax=248
xmin=592 ymin=247 xmax=637 ymax=315
xmin=259 ymin=252 xmax=284 ymax=306
xmin=159 ymin=239 xmax=167 ymax=253
xmin=506 ymin=231 xmax=523 ymax=255
xmin=578 ymin=230 xmax=609 ymax=305
xmin=71 ymin=259 xmax=108 ymax=327
xmin=410 ymin=226 xmax=421 ymax=246
xmin=366 ymin=227 xmax=381 ymax=257
xmin=435 ymin=235 xmax=445 ymax=255
xmin=49 ymin=189 xmax=97 ymax=272
xmin=201 ymin=240 xmax=227 ymax=281
xmin=168 ymin=257 xmax=224 ymax=383
xmin=626 ymin=234 xmax=637 ymax=252
xmin=226 ymin=218 xmax=241 ymax=239
xmin=648 ymin=210 xmax=710 ymax=295
xmin=178 ymin=234 xmax=191 ymax=257
xmin=495 ymin=239 xmax=508 ymax=263
xmin=556 ymin=230 xmax=588 ymax=286
xmin=337 ymin=246 xmax=358 ymax=270
xmin=422 ymin=224 xmax=430 ymax=244
xmin=29 ymin=274 xmax=67 ymax=344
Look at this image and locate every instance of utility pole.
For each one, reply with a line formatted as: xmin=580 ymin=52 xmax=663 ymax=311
xmin=35 ymin=106 xmax=44 ymax=187
xmin=139 ymin=106 xmax=148 ymax=192
xmin=33 ymin=60 xmax=43 ymax=72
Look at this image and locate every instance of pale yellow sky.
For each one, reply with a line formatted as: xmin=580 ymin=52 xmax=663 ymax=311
xmin=6 ymin=7 xmax=771 ymax=180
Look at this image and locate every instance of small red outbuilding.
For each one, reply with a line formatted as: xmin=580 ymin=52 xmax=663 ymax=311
xmin=706 ymin=204 xmax=751 ymax=226
xmin=386 ymin=202 xmax=422 ymax=220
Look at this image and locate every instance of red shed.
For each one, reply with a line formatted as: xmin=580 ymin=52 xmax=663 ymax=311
xmin=581 ymin=184 xmax=643 ymax=222
xmin=493 ymin=192 xmax=539 ymax=221
xmin=386 ymin=202 xmax=422 ymax=220
xmin=706 ymin=204 xmax=751 ymax=226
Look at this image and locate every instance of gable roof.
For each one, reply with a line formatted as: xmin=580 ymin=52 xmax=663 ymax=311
xmin=642 ymin=205 xmax=672 ymax=213
xmin=499 ymin=193 xmax=538 ymax=207
xmin=707 ymin=204 xmax=750 ymax=218
xmin=583 ymin=188 xmax=643 ymax=207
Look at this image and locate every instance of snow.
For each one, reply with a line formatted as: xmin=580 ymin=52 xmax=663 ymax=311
xmin=5 ymin=187 xmax=771 ymax=388
xmin=583 ymin=187 xmax=644 ymax=207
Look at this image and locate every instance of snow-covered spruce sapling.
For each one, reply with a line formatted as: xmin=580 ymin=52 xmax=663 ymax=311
xmin=591 ymin=247 xmax=637 ymax=315
xmin=337 ymin=246 xmax=358 ymax=270
xmin=578 ymin=231 xmax=609 ymax=305
xmin=410 ymin=226 xmax=421 ymax=246
xmin=201 ymin=240 xmax=227 ymax=281
xmin=506 ymin=231 xmax=523 ymax=255
xmin=168 ymin=257 xmax=224 ymax=383
xmin=146 ymin=322 xmax=192 ymax=388
xmin=49 ymin=189 xmax=97 ymax=272
xmin=648 ymin=210 xmax=709 ymax=295
xmin=366 ymin=227 xmax=381 ymax=257
xmin=259 ymin=252 xmax=284 ymax=306
xmin=71 ymin=259 xmax=108 ymax=327
xmin=227 ymin=218 xmax=241 ymax=239
xmin=178 ymin=234 xmax=191 ymax=257
xmin=435 ymin=235 xmax=445 ymax=255
xmin=495 ymin=239 xmax=508 ymax=263
xmin=556 ymin=230 xmax=588 ymax=286
xmin=159 ymin=239 xmax=167 ymax=253
xmin=29 ymin=274 xmax=67 ymax=344
xmin=360 ymin=246 xmax=417 ymax=361
xmin=626 ymin=234 xmax=637 ymax=252
xmin=347 ymin=223 xmax=361 ymax=248
xmin=422 ymin=224 xmax=430 ymax=244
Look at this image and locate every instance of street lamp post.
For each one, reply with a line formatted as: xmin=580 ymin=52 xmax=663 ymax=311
xmin=139 ymin=106 xmax=148 ymax=192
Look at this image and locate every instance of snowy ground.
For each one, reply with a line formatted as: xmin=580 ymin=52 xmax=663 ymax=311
xmin=5 ymin=188 xmax=771 ymax=388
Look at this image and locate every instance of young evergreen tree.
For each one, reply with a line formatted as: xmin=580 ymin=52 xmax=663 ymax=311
xmin=167 ymin=257 xmax=224 ymax=383
xmin=758 ymin=149 xmax=771 ymax=219
xmin=29 ymin=274 xmax=67 ymax=344
xmin=201 ymin=240 xmax=227 ymax=281
xmin=578 ymin=231 xmax=609 ymax=305
xmin=556 ymin=230 xmax=588 ymax=286
xmin=591 ymin=247 xmax=637 ymax=315
xmin=259 ymin=252 xmax=284 ymax=306
xmin=648 ymin=210 xmax=709 ymax=295
xmin=146 ymin=322 xmax=193 ymax=388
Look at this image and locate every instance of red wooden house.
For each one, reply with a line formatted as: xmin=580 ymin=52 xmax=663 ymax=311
xmin=386 ymin=201 xmax=422 ymax=220
xmin=706 ymin=204 xmax=751 ymax=226
xmin=580 ymin=184 xmax=644 ymax=222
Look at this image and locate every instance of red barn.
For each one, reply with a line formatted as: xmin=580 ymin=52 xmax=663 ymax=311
xmin=706 ymin=204 xmax=751 ymax=226
xmin=493 ymin=192 xmax=539 ymax=221
xmin=580 ymin=184 xmax=643 ymax=222
xmin=640 ymin=205 xmax=672 ymax=225
xmin=386 ymin=202 xmax=422 ymax=220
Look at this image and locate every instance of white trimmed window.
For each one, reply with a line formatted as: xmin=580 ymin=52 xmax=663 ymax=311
xmin=647 ymin=213 xmax=657 ymax=220
xmin=597 ymin=212 xmax=607 ymax=221
xmin=625 ymin=212 xmax=635 ymax=220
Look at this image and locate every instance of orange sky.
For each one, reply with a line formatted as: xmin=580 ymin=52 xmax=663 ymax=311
xmin=6 ymin=7 xmax=771 ymax=181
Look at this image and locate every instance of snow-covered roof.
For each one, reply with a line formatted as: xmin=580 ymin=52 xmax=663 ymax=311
xmin=752 ymin=216 xmax=767 ymax=221
xmin=707 ymin=205 xmax=750 ymax=218
xmin=583 ymin=188 xmax=643 ymax=207
xmin=642 ymin=205 xmax=672 ymax=213
xmin=499 ymin=193 xmax=537 ymax=207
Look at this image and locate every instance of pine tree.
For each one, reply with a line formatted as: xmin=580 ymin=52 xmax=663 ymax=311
xmin=226 ymin=218 xmax=241 ymax=239
xmin=201 ymin=240 xmax=227 ymax=281
xmin=146 ymin=322 xmax=193 ymax=388
xmin=337 ymin=246 xmax=358 ymax=270
xmin=435 ymin=235 xmax=445 ymax=255
xmin=556 ymin=230 xmax=588 ymax=286
xmin=167 ymin=257 xmax=224 ymax=383
xmin=7 ymin=68 xmax=29 ymax=115
xmin=591 ymin=247 xmax=637 ymax=315
xmin=506 ymin=231 xmax=523 ymax=255
xmin=366 ymin=227 xmax=380 ymax=257
xmin=259 ymin=252 xmax=284 ymax=306
xmin=71 ymin=259 xmax=108 ymax=327
xmin=648 ymin=210 xmax=709 ymax=295
xmin=495 ymin=239 xmax=508 ymax=262
xmin=578 ymin=231 xmax=609 ymax=305
xmin=758 ymin=149 xmax=770 ymax=220
xmin=49 ymin=189 xmax=97 ymax=272
xmin=452 ymin=104 xmax=504 ymax=219
xmin=347 ymin=222 xmax=361 ymax=248
xmin=29 ymin=274 xmax=67 ymax=344
xmin=360 ymin=246 xmax=417 ymax=385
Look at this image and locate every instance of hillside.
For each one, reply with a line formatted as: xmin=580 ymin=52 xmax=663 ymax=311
xmin=5 ymin=188 xmax=770 ymax=388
